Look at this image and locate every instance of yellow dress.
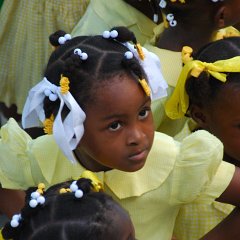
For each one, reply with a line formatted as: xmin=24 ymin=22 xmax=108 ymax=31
xmin=173 ymin=119 xmax=235 ymax=240
xmin=0 ymin=0 xmax=89 ymax=114
xmin=0 ymin=118 xmax=235 ymax=240
xmin=71 ymin=0 xmax=157 ymax=45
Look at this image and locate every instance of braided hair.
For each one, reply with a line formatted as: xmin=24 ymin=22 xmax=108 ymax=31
xmin=43 ymin=26 xmax=147 ymax=120
xmin=185 ymin=36 xmax=240 ymax=112
xmin=2 ymin=178 xmax=133 ymax=240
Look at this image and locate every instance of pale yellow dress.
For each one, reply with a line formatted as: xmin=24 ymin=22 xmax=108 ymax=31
xmin=71 ymin=0 xmax=157 ymax=45
xmin=0 ymin=0 xmax=89 ymax=114
xmin=0 ymin=118 xmax=235 ymax=240
xmin=172 ymin=119 xmax=235 ymax=240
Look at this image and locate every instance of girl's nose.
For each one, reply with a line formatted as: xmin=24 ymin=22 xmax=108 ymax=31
xmin=126 ymin=125 xmax=145 ymax=146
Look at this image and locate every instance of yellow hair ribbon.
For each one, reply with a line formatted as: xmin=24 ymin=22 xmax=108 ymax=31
xmin=78 ymin=170 xmax=104 ymax=192
xmin=135 ymin=43 xmax=145 ymax=60
xmin=165 ymin=56 xmax=240 ymax=119
xmin=43 ymin=114 xmax=54 ymax=134
xmin=60 ymin=75 xmax=70 ymax=94
xmin=182 ymin=46 xmax=193 ymax=64
xmin=139 ymin=79 xmax=151 ymax=96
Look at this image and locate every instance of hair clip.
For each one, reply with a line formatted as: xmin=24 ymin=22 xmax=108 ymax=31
xmin=44 ymin=87 xmax=58 ymax=102
xmin=124 ymin=51 xmax=134 ymax=59
xmin=102 ymin=30 xmax=118 ymax=39
xmin=58 ymin=33 xmax=72 ymax=45
xmin=135 ymin=43 xmax=145 ymax=60
xmin=29 ymin=183 xmax=46 ymax=208
xmin=73 ymin=48 xmax=88 ymax=60
xmin=70 ymin=180 xmax=84 ymax=198
xmin=10 ymin=214 xmax=22 ymax=228
xmin=43 ymin=114 xmax=54 ymax=135
xmin=139 ymin=79 xmax=151 ymax=96
xmin=60 ymin=75 xmax=70 ymax=94
xmin=166 ymin=13 xmax=177 ymax=27
xmin=79 ymin=170 xmax=104 ymax=192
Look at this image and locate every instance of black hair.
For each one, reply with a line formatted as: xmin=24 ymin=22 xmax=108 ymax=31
xmin=43 ymin=26 xmax=147 ymax=119
xmin=185 ymin=36 xmax=240 ymax=112
xmin=2 ymin=178 xmax=131 ymax=240
xmin=160 ymin=0 xmax=224 ymax=29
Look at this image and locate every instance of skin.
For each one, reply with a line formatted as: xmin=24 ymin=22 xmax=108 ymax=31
xmin=74 ymin=74 xmax=154 ymax=172
xmin=191 ymin=84 xmax=240 ymax=167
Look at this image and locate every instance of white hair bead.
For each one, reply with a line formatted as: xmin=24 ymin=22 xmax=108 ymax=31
xmin=159 ymin=0 xmax=167 ymax=8
xmin=75 ymin=189 xmax=83 ymax=198
xmin=49 ymin=93 xmax=58 ymax=102
xmin=170 ymin=20 xmax=177 ymax=27
xmin=10 ymin=219 xmax=19 ymax=228
xmin=74 ymin=48 xmax=82 ymax=55
xmin=44 ymin=89 xmax=51 ymax=97
xmin=58 ymin=36 xmax=66 ymax=45
xmin=110 ymin=30 xmax=118 ymax=38
xmin=166 ymin=13 xmax=174 ymax=21
xmin=70 ymin=183 xmax=78 ymax=192
xmin=31 ymin=191 xmax=40 ymax=199
xmin=124 ymin=51 xmax=134 ymax=59
xmin=29 ymin=199 xmax=38 ymax=208
xmin=37 ymin=196 xmax=46 ymax=205
xmin=12 ymin=214 xmax=21 ymax=221
xmin=102 ymin=30 xmax=111 ymax=39
xmin=64 ymin=34 xmax=72 ymax=41
xmin=80 ymin=52 xmax=88 ymax=60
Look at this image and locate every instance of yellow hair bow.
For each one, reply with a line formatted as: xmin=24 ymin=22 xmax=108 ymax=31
xmin=78 ymin=170 xmax=104 ymax=192
xmin=165 ymin=56 xmax=240 ymax=119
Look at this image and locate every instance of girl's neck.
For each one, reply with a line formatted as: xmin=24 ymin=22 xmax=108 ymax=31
xmin=223 ymin=152 xmax=240 ymax=168
xmin=156 ymin=25 xmax=214 ymax=52
xmin=73 ymin=148 xmax=112 ymax=172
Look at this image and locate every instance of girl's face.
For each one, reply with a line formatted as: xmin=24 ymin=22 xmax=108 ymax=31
xmin=202 ymin=84 xmax=240 ymax=162
xmin=75 ymin=74 xmax=154 ymax=172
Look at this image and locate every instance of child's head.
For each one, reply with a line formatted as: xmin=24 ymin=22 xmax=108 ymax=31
xmin=22 ymin=27 xmax=167 ymax=172
xmin=166 ymin=36 xmax=240 ymax=162
xmin=1 ymin=174 xmax=135 ymax=240
xmin=159 ymin=0 xmax=240 ymax=31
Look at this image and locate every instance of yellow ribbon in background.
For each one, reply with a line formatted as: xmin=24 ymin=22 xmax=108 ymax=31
xmin=165 ymin=56 xmax=240 ymax=119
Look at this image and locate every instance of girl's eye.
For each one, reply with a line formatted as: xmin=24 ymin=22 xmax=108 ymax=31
xmin=108 ymin=122 xmax=121 ymax=131
xmin=138 ymin=108 xmax=150 ymax=120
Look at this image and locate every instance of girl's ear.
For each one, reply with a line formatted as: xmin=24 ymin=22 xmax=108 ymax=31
xmin=214 ymin=6 xmax=226 ymax=29
xmin=190 ymin=105 xmax=210 ymax=130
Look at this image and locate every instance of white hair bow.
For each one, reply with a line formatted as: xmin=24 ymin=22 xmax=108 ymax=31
xmin=22 ymin=77 xmax=86 ymax=163
xmin=125 ymin=43 xmax=168 ymax=100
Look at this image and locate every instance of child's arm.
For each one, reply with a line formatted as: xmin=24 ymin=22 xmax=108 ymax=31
xmin=200 ymin=207 xmax=240 ymax=240
xmin=0 ymin=188 xmax=25 ymax=218
xmin=217 ymin=167 xmax=240 ymax=206
xmin=200 ymin=167 xmax=240 ymax=240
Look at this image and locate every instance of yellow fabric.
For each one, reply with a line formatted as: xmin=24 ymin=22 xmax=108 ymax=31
xmin=165 ymin=56 xmax=240 ymax=119
xmin=0 ymin=229 xmax=3 ymax=240
xmin=0 ymin=118 xmax=235 ymax=240
xmin=0 ymin=0 xmax=89 ymax=113
xmin=71 ymin=0 xmax=157 ymax=45
xmin=213 ymin=26 xmax=240 ymax=41
xmin=173 ymin=119 xmax=235 ymax=240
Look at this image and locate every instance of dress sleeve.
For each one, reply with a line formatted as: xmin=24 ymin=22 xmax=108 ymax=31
xmin=0 ymin=118 xmax=36 ymax=189
xmin=170 ymin=130 xmax=235 ymax=204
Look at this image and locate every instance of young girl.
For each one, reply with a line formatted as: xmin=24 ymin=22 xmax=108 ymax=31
xmin=165 ymin=36 xmax=240 ymax=239
xmin=1 ymin=27 xmax=240 ymax=240
xmin=1 ymin=172 xmax=135 ymax=240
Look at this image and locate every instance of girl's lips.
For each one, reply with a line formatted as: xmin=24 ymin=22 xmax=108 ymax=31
xmin=128 ymin=149 xmax=148 ymax=162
